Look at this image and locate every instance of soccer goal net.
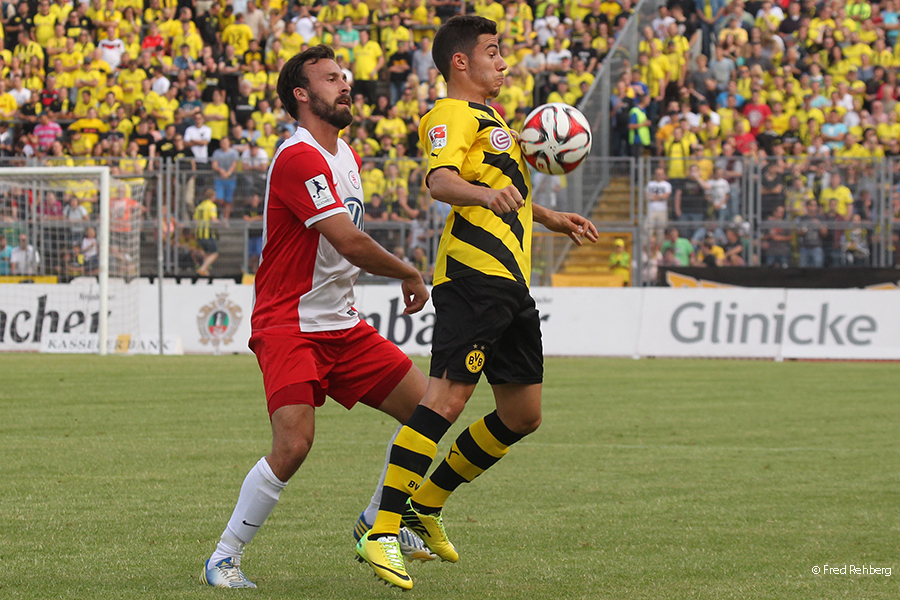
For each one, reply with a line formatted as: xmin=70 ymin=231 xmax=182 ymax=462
xmin=0 ymin=166 xmax=144 ymax=354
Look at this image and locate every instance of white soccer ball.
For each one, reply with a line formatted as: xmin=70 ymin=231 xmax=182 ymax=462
xmin=519 ymin=103 xmax=592 ymax=175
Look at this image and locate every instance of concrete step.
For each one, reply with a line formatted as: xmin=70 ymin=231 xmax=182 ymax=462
xmin=552 ymin=272 xmax=626 ymax=287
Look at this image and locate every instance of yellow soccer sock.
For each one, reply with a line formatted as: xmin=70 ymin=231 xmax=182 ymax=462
xmin=412 ymin=410 xmax=524 ymax=513
xmin=370 ymin=406 xmax=451 ymax=537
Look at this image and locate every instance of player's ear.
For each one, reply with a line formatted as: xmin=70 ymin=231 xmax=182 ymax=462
xmin=294 ymin=86 xmax=307 ymax=105
xmin=451 ymin=51 xmax=468 ymax=72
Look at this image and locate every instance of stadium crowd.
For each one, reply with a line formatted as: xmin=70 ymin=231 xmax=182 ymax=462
xmin=620 ymin=0 xmax=900 ymax=269
xmin=0 ymin=0 xmax=614 ymax=276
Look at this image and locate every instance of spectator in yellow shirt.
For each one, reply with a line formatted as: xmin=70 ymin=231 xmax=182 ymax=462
xmin=152 ymin=86 xmax=180 ymax=129
xmin=264 ymin=40 xmax=292 ymax=70
xmin=251 ymin=99 xmax=278 ymax=133
xmin=360 ymin=159 xmax=386 ymax=204
xmin=69 ymin=107 xmax=110 ymax=149
xmin=51 ymin=59 xmax=76 ymax=90
xmin=204 ymin=89 xmax=231 ymax=144
xmin=98 ymin=72 xmax=124 ymax=103
xmin=0 ymin=81 xmax=18 ymax=119
xmin=380 ymin=14 xmax=413 ymax=56
xmin=222 ymin=13 xmax=254 ymax=56
xmin=73 ymin=88 xmax=98 ymax=118
xmin=374 ymin=106 xmax=407 ymax=146
xmin=47 ymin=24 xmax=69 ymax=61
xmin=98 ymin=91 xmax=121 ymax=119
xmin=475 ymin=0 xmax=505 ymax=22
xmin=306 ymin=20 xmax=335 ymax=49
xmin=59 ymin=38 xmax=85 ymax=72
xmin=94 ymin=0 xmax=123 ymax=39
xmin=319 ymin=0 xmax=345 ymax=25
xmin=242 ymin=59 xmax=268 ymax=99
xmin=280 ymin=21 xmax=306 ymax=56
xmin=567 ymin=58 xmax=595 ymax=101
xmin=174 ymin=20 xmax=204 ymax=60
xmin=496 ymin=78 xmax=526 ymax=119
xmin=547 ymin=80 xmax=579 ymax=105
xmin=345 ymin=0 xmax=370 ymax=25
xmin=119 ymin=60 xmax=147 ymax=105
xmin=33 ymin=1 xmax=59 ymax=47
xmin=256 ymin=122 xmax=279 ymax=158
xmin=143 ymin=0 xmax=163 ymax=23
xmin=819 ymin=172 xmax=855 ymax=217
xmin=14 ymin=32 xmax=46 ymax=65
xmin=51 ymin=0 xmax=74 ymax=23
xmin=354 ymin=29 xmax=385 ymax=102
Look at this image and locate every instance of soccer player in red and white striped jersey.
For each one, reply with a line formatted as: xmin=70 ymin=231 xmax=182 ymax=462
xmin=202 ymin=45 xmax=431 ymax=589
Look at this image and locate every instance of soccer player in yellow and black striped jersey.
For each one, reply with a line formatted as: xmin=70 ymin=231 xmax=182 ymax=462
xmin=357 ymin=15 xmax=598 ymax=590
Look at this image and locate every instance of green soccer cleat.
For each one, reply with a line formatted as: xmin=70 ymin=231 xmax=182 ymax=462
xmin=356 ymin=533 xmax=414 ymax=590
xmin=401 ymin=501 xmax=459 ymax=563
xmin=353 ymin=512 xmax=437 ymax=562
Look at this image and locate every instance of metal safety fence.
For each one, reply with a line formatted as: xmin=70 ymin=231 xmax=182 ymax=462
xmin=635 ymin=156 xmax=898 ymax=282
xmin=3 ymin=153 xmax=894 ymax=287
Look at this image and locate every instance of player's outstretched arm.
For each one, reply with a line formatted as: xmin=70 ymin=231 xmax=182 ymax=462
xmin=314 ymin=212 xmax=429 ymax=314
xmin=532 ymin=203 xmax=599 ymax=246
xmin=428 ymin=167 xmax=524 ymax=215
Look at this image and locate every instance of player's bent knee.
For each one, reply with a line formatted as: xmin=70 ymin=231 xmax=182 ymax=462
xmin=508 ymin=414 xmax=541 ymax=436
xmin=421 ymin=378 xmax=473 ymax=424
xmin=270 ymin=434 xmax=314 ymax=478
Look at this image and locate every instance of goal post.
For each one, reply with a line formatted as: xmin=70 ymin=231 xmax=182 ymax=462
xmin=0 ymin=165 xmax=144 ymax=355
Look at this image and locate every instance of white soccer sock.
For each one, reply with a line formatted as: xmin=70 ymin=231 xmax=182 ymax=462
xmin=210 ymin=457 xmax=287 ymax=564
xmin=362 ymin=425 xmax=402 ymax=525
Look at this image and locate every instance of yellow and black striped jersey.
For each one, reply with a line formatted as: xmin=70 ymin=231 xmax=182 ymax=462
xmin=420 ymin=98 xmax=533 ymax=287
xmin=193 ymin=199 xmax=218 ymax=240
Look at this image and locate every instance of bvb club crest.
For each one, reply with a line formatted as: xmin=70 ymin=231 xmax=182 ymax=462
xmin=197 ymin=293 xmax=243 ymax=347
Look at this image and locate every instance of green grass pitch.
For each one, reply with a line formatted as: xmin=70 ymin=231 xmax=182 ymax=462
xmin=1 ymin=355 xmax=898 ymax=599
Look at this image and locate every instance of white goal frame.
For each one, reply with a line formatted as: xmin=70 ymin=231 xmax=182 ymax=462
xmin=3 ymin=166 xmax=113 ymax=354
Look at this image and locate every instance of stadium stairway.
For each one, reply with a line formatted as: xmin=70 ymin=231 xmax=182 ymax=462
xmin=551 ymin=175 xmax=634 ymax=287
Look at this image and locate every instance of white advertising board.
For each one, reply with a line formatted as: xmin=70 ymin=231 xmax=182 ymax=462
xmin=780 ymin=289 xmax=900 ymax=360
xmin=535 ymin=287 xmax=643 ymax=356
xmin=3 ymin=281 xmax=899 ymax=360
xmin=355 ymin=286 xmax=644 ymax=357
xmin=0 ymin=282 xmax=106 ymax=352
xmin=139 ymin=279 xmax=253 ymax=355
xmin=638 ymin=288 xmax=788 ymax=359
xmin=638 ymin=288 xmax=900 ymax=360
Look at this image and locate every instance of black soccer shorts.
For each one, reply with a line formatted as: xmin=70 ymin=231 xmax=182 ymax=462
xmin=429 ymin=275 xmax=543 ymax=385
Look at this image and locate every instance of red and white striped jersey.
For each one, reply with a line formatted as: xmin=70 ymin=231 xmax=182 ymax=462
xmin=252 ymin=127 xmax=366 ymax=333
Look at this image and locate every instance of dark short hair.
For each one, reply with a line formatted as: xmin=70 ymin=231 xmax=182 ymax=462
xmin=277 ymin=44 xmax=335 ymax=120
xmin=432 ymin=15 xmax=497 ymax=81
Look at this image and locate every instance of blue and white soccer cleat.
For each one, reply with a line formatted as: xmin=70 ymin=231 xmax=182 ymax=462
xmin=201 ymin=557 xmax=257 ymax=588
xmin=353 ymin=512 xmax=437 ymax=562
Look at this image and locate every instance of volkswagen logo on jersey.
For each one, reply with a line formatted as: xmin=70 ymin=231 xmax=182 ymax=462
xmin=344 ymin=197 xmax=364 ymax=229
